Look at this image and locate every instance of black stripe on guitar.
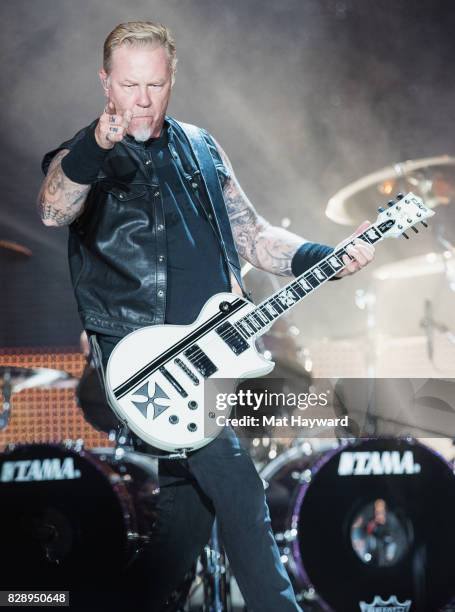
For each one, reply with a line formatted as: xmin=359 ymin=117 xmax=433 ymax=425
xmin=113 ymin=298 xmax=246 ymax=399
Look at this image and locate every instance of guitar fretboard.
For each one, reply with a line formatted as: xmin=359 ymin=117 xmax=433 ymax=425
xmin=234 ymin=223 xmax=384 ymax=339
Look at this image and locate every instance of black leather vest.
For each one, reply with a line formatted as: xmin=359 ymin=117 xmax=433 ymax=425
xmin=43 ymin=117 xmax=243 ymax=336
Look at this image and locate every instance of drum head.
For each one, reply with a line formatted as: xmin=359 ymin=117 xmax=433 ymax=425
xmin=0 ymin=444 xmax=135 ymax=588
xmin=291 ymin=439 xmax=455 ymax=611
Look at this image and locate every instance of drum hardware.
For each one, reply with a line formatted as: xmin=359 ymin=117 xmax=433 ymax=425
xmin=62 ymin=438 xmax=84 ymax=451
xmin=291 ymin=469 xmax=312 ymax=483
xmin=201 ymin=520 xmax=231 ymax=612
xmin=0 ymin=368 xmax=12 ymax=429
xmin=126 ymin=530 xmax=150 ymax=544
xmin=274 ymin=528 xmax=298 ymax=544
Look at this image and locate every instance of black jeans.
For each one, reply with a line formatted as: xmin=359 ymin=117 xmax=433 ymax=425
xmin=91 ymin=332 xmax=301 ymax=612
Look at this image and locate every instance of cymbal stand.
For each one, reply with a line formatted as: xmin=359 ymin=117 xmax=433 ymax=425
xmin=355 ymin=288 xmax=379 ymax=435
xmin=0 ymin=368 xmax=12 ymax=430
xmin=201 ymin=520 xmax=231 ymax=612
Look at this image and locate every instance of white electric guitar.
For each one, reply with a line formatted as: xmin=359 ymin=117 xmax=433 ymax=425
xmin=105 ymin=193 xmax=434 ymax=453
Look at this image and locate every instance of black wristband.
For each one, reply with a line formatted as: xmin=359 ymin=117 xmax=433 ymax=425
xmin=61 ymin=124 xmax=109 ymax=184
xmin=291 ymin=242 xmax=340 ymax=280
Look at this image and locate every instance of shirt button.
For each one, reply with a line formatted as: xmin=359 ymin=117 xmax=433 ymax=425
xmin=158 ymin=255 xmax=165 ymax=262
xmin=118 ymin=193 xmax=124 ymax=199
xmin=154 ymin=190 xmax=160 ymax=197
xmin=191 ymin=182 xmax=198 ymax=188
xmin=157 ymin=224 xmax=164 ymax=231
xmin=145 ymin=160 xmax=152 ymax=165
xmin=157 ymin=290 xmax=164 ymax=297
xmin=208 ymin=213 xmax=213 ymax=220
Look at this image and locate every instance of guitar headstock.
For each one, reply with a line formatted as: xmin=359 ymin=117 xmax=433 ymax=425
xmin=375 ymin=192 xmax=434 ymax=239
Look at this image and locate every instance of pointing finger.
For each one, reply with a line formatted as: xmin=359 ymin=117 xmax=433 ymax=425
xmin=105 ymin=99 xmax=116 ymax=115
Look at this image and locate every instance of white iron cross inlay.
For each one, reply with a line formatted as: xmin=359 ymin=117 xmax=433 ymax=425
xmin=130 ymin=380 xmax=172 ymax=420
xmin=278 ymin=289 xmax=296 ymax=307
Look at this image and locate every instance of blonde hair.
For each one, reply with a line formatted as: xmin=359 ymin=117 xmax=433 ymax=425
xmin=103 ymin=21 xmax=177 ymax=82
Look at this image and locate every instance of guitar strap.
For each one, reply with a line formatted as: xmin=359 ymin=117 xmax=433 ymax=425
xmin=169 ymin=118 xmax=245 ymax=294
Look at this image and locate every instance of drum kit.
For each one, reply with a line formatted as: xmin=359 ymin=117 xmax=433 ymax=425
xmin=326 ymin=155 xmax=455 ymax=378
xmin=1 ymin=156 xmax=455 ymax=610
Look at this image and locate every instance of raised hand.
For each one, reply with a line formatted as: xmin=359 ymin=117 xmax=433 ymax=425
xmin=94 ymin=100 xmax=133 ymax=149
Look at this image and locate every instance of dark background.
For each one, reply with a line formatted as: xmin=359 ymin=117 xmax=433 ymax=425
xmin=1 ymin=0 xmax=454 ymax=347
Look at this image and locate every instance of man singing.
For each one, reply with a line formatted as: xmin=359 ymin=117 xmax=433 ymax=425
xmin=37 ymin=21 xmax=374 ymax=611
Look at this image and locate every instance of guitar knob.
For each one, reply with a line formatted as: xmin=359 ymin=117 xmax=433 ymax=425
xmin=187 ymin=423 xmax=198 ymax=432
xmin=219 ymin=301 xmax=230 ymax=313
xmin=169 ymin=415 xmax=179 ymax=424
xmin=188 ymin=400 xmax=198 ymax=410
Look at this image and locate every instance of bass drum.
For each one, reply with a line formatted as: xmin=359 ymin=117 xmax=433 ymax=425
xmin=262 ymin=438 xmax=455 ymax=612
xmin=0 ymin=443 xmax=191 ymax=612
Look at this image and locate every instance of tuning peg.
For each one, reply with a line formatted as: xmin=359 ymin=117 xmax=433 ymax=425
xmin=387 ymin=200 xmax=395 ymax=207
xmin=411 ymin=226 xmax=419 ymax=233
xmin=421 ymin=221 xmax=428 ymax=228
xmin=396 ymin=193 xmax=404 ymax=200
xmin=401 ymin=232 xmax=409 ymax=239
xmin=377 ymin=207 xmax=385 ymax=213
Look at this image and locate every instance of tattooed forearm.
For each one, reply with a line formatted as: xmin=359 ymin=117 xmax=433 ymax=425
xmin=37 ymin=149 xmax=90 ymax=226
xmin=217 ymin=141 xmax=304 ymax=276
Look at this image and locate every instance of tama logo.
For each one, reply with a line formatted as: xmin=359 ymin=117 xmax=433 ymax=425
xmin=0 ymin=458 xmax=82 ymax=482
xmin=338 ymin=450 xmax=420 ymax=476
xmin=359 ymin=595 xmax=412 ymax=611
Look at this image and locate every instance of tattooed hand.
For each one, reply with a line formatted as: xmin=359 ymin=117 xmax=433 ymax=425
xmin=94 ymin=99 xmax=133 ymax=150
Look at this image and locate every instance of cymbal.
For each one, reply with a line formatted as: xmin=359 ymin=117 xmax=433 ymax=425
xmin=326 ymin=155 xmax=455 ymax=226
xmin=0 ymin=240 xmax=32 ymax=260
xmin=0 ymin=366 xmax=78 ymax=393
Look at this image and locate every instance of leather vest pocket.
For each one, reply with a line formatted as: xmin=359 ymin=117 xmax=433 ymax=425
xmin=99 ymin=182 xmax=148 ymax=201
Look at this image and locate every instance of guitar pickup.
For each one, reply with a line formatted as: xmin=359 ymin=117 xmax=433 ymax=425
xmin=175 ymin=358 xmax=200 ymax=385
xmin=183 ymin=345 xmax=217 ymax=378
xmin=159 ymin=366 xmax=188 ymax=398
xmin=216 ymin=322 xmax=249 ymax=355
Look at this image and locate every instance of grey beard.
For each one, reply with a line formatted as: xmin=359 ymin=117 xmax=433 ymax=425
xmin=131 ymin=125 xmax=152 ymax=142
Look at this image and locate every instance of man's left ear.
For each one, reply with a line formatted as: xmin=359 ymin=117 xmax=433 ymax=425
xmin=98 ymin=69 xmax=110 ymax=95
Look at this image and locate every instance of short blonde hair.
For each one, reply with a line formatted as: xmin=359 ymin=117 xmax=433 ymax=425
xmin=103 ymin=21 xmax=177 ymax=81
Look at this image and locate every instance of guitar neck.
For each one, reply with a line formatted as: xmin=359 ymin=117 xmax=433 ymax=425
xmin=234 ymin=222 xmax=386 ymax=340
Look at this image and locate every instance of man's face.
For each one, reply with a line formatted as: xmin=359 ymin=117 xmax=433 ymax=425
xmin=100 ymin=43 xmax=173 ymax=141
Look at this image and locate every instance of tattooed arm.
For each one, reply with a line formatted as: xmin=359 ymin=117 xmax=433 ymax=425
xmin=37 ymin=150 xmax=90 ymax=226
xmin=216 ymin=140 xmax=376 ymax=278
xmin=216 ymin=141 xmax=304 ymax=276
